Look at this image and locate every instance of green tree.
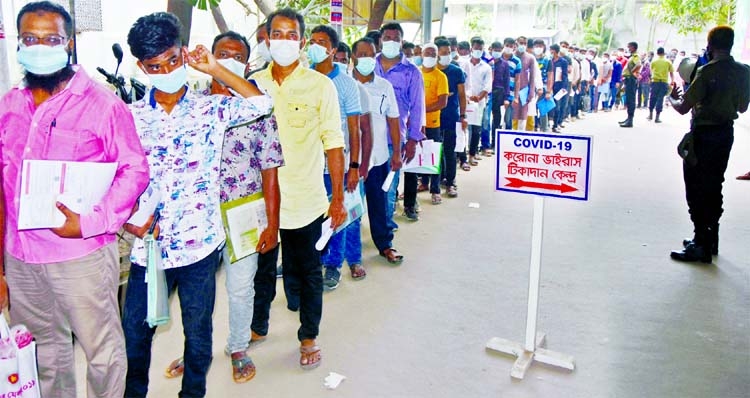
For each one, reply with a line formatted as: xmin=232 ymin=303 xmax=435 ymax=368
xmin=643 ymin=0 xmax=736 ymax=35
xmin=463 ymin=5 xmax=491 ymax=40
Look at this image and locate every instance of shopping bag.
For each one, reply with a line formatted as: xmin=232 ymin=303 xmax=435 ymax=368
xmin=145 ymin=234 xmax=170 ymax=328
xmin=0 ymin=317 xmax=40 ymax=398
xmin=455 ymin=122 xmax=467 ymax=153
xmin=402 ymin=139 xmax=443 ymax=175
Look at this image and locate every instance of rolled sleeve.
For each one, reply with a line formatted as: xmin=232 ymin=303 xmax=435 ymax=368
xmin=79 ymin=103 xmax=150 ymax=238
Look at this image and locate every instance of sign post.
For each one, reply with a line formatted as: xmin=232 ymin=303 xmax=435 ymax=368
xmin=486 ymin=130 xmax=592 ymax=379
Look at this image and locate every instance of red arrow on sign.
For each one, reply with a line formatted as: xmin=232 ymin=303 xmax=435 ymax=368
xmin=505 ymin=177 xmax=578 ymax=193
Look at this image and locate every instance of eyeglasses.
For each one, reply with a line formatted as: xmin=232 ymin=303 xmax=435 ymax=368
xmin=19 ymin=34 xmax=69 ymax=47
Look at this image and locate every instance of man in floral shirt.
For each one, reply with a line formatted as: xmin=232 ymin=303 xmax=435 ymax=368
xmin=121 ymin=13 xmax=273 ymax=398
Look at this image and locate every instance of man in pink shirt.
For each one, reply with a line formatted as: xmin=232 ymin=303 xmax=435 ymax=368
xmin=0 ymin=2 xmax=149 ymax=397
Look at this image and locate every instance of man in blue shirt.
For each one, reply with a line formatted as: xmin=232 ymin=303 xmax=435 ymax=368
xmin=436 ymin=38 xmax=466 ymax=197
xmin=548 ymin=44 xmax=569 ymax=132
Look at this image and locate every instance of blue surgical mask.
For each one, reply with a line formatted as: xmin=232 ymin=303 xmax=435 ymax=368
xmin=17 ymin=44 xmax=69 ymax=75
xmin=412 ymin=56 xmax=422 ymax=66
xmin=517 ymin=45 xmax=527 ymax=53
xmin=356 ymin=57 xmax=376 ymax=76
xmin=381 ymin=40 xmax=401 ymax=59
xmin=147 ymin=65 xmax=187 ymax=94
xmin=307 ymin=43 xmax=330 ymax=64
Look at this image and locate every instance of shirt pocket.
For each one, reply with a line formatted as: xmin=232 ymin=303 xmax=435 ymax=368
xmin=44 ymin=128 xmax=103 ymax=160
xmin=285 ymin=100 xmax=316 ymax=130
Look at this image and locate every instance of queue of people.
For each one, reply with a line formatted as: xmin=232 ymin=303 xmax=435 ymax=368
xmin=1 ymin=2 xmax=748 ymax=397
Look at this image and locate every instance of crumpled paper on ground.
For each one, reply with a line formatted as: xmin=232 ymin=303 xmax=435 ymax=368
xmin=324 ymin=372 xmax=346 ymax=390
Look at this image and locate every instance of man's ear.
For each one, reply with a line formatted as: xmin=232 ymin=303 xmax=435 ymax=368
xmin=300 ymin=37 xmax=306 ymax=49
xmin=136 ymin=60 xmax=146 ymax=75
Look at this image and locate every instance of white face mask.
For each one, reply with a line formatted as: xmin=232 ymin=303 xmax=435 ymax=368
xmin=533 ymin=47 xmax=543 ymax=56
xmin=269 ymin=39 xmax=301 ymax=67
xmin=256 ymin=41 xmax=272 ymax=63
xmin=381 ymin=40 xmax=401 ymax=59
xmin=438 ymin=54 xmax=452 ymax=66
xmin=422 ymin=56 xmax=437 ymax=68
xmin=471 ymin=50 xmax=483 ymax=59
xmin=491 ymin=51 xmax=502 ymax=59
xmin=217 ymin=58 xmax=246 ymax=78
xmin=355 ymin=57 xmax=376 ymax=76
xmin=586 ymin=54 xmax=594 ymax=60
xmin=503 ymin=47 xmax=513 ymax=55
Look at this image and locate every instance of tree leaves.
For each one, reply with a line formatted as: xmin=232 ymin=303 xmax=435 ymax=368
xmin=188 ymin=0 xmax=221 ymax=11
xmin=643 ymin=0 xmax=736 ymax=35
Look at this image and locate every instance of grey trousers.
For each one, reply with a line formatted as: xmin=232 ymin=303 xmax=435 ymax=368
xmin=5 ymin=243 xmax=126 ymax=398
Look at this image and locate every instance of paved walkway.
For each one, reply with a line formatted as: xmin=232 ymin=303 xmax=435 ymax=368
xmin=77 ymin=107 xmax=750 ymax=397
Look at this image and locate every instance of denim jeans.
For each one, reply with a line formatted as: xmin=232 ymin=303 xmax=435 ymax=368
xmin=280 ymin=215 xmax=324 ymax=341
xmin=503 ymin=103 xmax=513 ymax=129
xmin=322 ymin=175 xmax=363 ymax=268
xmin=224 ymin=248 xmax=258 ymax=353
xmin=649 ymin=82 xmax=669 ymax=114
xmin=123 ymin=249 xmax=221 ymax=398
xmin=480 ymin=99 xmax=492 ymax=150
xmin=637 ymin=81 xmax=650 ymax=107
xmin=441 ymin=128 xmax=457 ymax=186
xmin=364 ymin=160 xmax=394 ymax=253
xmin=420 ymin=127 xmax=442 ymax=194
xmin=386 ymin=144 xmax=400 ymax=230
xmin=251 ymin=246 xmax=279 ymax=336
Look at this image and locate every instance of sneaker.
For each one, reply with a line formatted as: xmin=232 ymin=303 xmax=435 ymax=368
xmin=323 ymin=268 xmax=341 ymax=291
xmin=403 ymin=207 xmax=419 ymax=221
xmin=431 ymin=193 xmax=442 ymax=205
xmin=447 ymin=185 xmax=458 ymax=197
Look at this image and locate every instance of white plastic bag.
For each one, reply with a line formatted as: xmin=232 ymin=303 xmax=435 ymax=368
xmin=0 ymin=317 xmax=41 ymax=398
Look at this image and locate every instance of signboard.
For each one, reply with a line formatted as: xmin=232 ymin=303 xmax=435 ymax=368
xmin=495 ymin=130 xmax=592 ymax=201
xmin=330 ymin=0 xmax=343 ymax=25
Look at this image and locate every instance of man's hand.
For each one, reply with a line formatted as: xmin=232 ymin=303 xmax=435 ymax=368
xmin=545 ymin=92 xmax=552 ymax=100
xmin=124 ymin=214 xmax=160 ymax=239
xmin=51 ymin=202 xmax=82 ymax=238
xmin=669 ymin=82 xmax=682 ymax=100
xmin=0 ymin=277 xmax=8 ymax=310
xmin=403 ymin=139 xmax=418 ymax=163
xmin=461 ymin=119 xmax=468 ymax=130
xmin=503 ymin=100 xmax=510 ymax=107
xmin=469 ymin=95 xmax=479 ymax=102
xmin=536 ymin=89 xmax=543 ymax=96
xmin=256 ymin=226 xmax=279 ymax=254
xmin=346 ymin=168 xmax=359 ymax=192
xmin=390 ymin=152 xmax=403 ymax=171
xmin=358 ymin=166 xmax=369 ymax=181
xmin=328 ymin=198 xmax=347 ymax=230
xmin=187 ymin=45 xmax=218 ymax=75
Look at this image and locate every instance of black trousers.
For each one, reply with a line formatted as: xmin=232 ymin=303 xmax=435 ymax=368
xmin=624 ymin=76 xmax=637 ymax=119
xmin=251 ymin=245 xmax=279 ymax=336
xmin=683 ymin=124 xmax=734 ymax=244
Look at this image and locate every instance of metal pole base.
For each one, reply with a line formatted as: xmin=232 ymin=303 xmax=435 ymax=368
xmin=486 ymin=332 xmax=575 ymax=380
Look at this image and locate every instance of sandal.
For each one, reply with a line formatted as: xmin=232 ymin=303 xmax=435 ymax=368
xmin=461 ymin=163 xmax=471 ymax=171
xmin=380 ymin=248 xmax=404 ymax=265
xmin=300 ymin=344 xmax=322 ymax=370
xmin=349 ymin=264 xmax=366 ymax=281
xmin=231 ymin=352 xmax=256 ymax=383
xmin=164 ymin=357 xmax=184 ymax=379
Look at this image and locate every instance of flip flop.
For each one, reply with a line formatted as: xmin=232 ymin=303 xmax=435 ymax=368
xmin=300 ymin=345 xmax=321 ymax=370
xmin=349 ymin=264 xmax=367 ymax=281
xmin=380 ymin=248 xmax=404 ymax=265
xmin=231 ymin=352 xmax=256 ymax=383
xmin=164 ymin=357 xmax=184 ymax=379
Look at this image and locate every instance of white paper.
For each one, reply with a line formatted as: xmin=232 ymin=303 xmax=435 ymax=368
xmin=382 ymin=170 xmax=396 ymax=192
xmin=455 ymin=122 xmax=467 ymax=152
xmin=553 ymin=89 xmax=568 ymax=101
xmin=402 ymin=140 xmax=442 ymax=174
xmin=468 ymin=202 xmax=481 ymax=208
xmin=465 ymin=101 xmax=482 ymax=126
xmin=555 ymin=66 xmax=562 ymax=82
xmin=127 ymin=184 xmax=162 ymax=226
xmin=324 ymin=372 xmax=346 ymax=390
xmin=315 ymin=218 xmax=334 ymax=251
xmin=18 ymin=160 xmax=118 ymax=230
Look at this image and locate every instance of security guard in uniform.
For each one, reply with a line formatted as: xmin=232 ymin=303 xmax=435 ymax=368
xmin=619 ymin=42 xmax=641 ymax=128
xmin=668 ymin=25 xmax=750 ymax=263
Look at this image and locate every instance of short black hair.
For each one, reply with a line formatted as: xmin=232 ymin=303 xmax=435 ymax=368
xmin=337 ymin=42 xmax=351 ymax=58
xmin=490 ymin=41 xmax=502 ymax=50
xmin=212 ymin=31 xmax=251 ymax=60
xmin=128 ymin=12 xmax=183 ymax=61
xmin=708 ymin=26 xmax=733 ymax=51
xmin=470 ymin=37 xmax=484 ymax=46
xmin=265 ymin=8 xmax=305 ymax=39
xmin=550 ymin=44 xmax=560 ymax=52
xmin=435 ymin=38 xmax=450 ymax=49
xmin=365 ymin=30 xmax=381 ymax=44
xmin=533 ymin=39 xmax=546 ymax=51
xmin=17 ymin=1 xmax=73 ymax=38
xmin=657 ymin=47 xmax=665 ymax=55
xmin=402 ymin=41 xmax=415 ymax=50
xmin=433 ymin=35 xmax=446 ymax=42
xmin=457 ymin=41 xmax=470 ymax=50
xmin=380 ymin=22 xmax=404 ymax=38
xmin=447 ymin=36 xmax=458 ymax=47
xmin=503 ymin=37 xmax=515 ymax=46
xmin=352 ymin=37 xmax=375 ymax=54
xmin=560 ymin=41 xmax=570 ymax=47
xmin=311 ymin=24 xmax=339 ymax=49
xmin=628 ymin=41 xmax=638 ymax=50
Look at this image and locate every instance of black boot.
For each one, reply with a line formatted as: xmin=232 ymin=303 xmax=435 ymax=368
xmin=619 ymin=118 xmax=633 ymax=128
xmin=647 ymin=111 xmax=653 ymax=121
xmin=671 ymin=242 xmax=712 ymax=263
xmin=683 ymin=224 xmax=719 ymax=255
xmin=655 ymin=113 xmax=662 ymax=123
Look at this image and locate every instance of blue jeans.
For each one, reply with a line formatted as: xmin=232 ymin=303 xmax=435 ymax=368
xmin=123 ymin=249 xmax=221 ymax=398
xmin=649 ymin=81 xmax=669 ymax=114
xmin=224 ymin=248 xmax=258 ymax=353
xmin=322 ymin=175 xmax=363 ymax=268
xmin=480 ymin=99 xmax=492 ymax=150
xmin=364 ymin=160 xmax=394 ymax=253
xmin=386 ymin=144 xmax=400 ymax=230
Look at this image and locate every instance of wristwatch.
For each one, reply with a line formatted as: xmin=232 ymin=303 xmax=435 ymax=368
xmin=349 ymin=161 xmax=360 ymax=169
xmin=460 ymin=114 xmax=466 ymax=119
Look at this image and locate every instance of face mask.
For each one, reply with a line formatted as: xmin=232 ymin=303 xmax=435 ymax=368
xmin=517 ymin=45 xmax=527 ymax=53
xmin=422 ymin=56 xmax=437 ymax=68
xmin=491 ymin=51 xmax=502 ymax=59
xmin=307 ymin=43 xmax=330 ymax=64
xmin=459 ymin=54 xmax=470 ymax=61
xmin=355 ymin=57 xmax=376 ymax=75
xmin=603 ymin=57 xmax=610 ymax=62
xmin=561 ymin=48 xmax=568 ymax=56
xmin=269 ymin=39 xmax=301 ymax=67
xmin=17 ymin=44 xmax=69 ymax=75
xmin=450 ymin=51 xmax=457 ymax=59
xmin=334 ymin=62 xmax=348 ymax=71
xmin=533 ymin=47 xmax=543 ymax=56
xmin=412 ymin=55 xmax=423 ymax=66
xmin=503 ymin=47 xmax=513 ymax=55
xmin=147 ymin=65 xmax=187 ymax=94
xmin=471 ymin=50 xmax=483 ymax=59
xmin=586 ymin=54 xmax=593 ymax=60
xmin=438 ymin=55 xmax=452 ymax=66
xmin=217 ymin=58 xmax=246 ymax=78
xmin=624 ymin=51 xmax=631 ymax=57
xmin=257 ymin=41 xmax=272 ymax=63
xmin=381 ymin=40 xmax=401 ymax=58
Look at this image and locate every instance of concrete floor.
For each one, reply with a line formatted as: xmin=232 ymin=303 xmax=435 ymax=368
xmin=76 ymin=107 xmax=750 ymax=397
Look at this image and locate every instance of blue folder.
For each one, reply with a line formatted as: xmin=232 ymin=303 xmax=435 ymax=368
xmin=537 ymin=97 xmax=556 ymax=116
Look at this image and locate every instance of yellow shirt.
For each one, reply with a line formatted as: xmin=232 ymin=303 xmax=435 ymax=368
xmin=255 ymin=64 xmax=345 ymax=229
xmin=650 ymin=56 xmax=674 ymax=83
xmin=421 ymin=66 xmax=449 ymax=128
